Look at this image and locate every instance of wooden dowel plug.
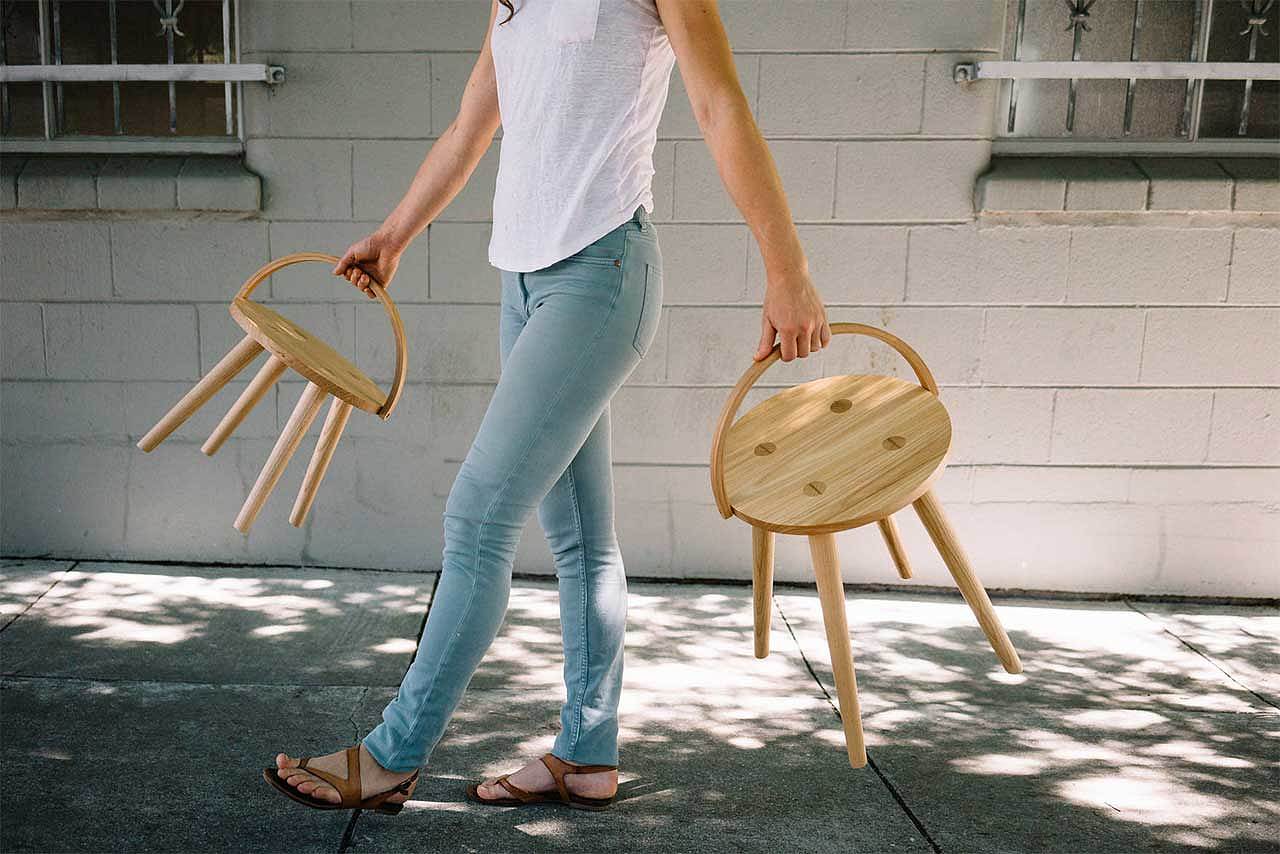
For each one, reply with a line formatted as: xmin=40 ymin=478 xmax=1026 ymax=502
xmin=289 ymin=398 xmax=353 ymax=528
xmin=234 ymin=382 xmax=327 ymax=534
xmin=877 ymin=516 xmax=913 ymax=580
xmin=911 ymin=490 xmax=1023 ymax=674
xmin=136 ymin=335 xmax=263 ymax=452
xmin=203 ymin=355 xmax=287 ymax=456
xmin=751 ymin=526 xmax=775 ymax=659
xmin=809 ymin=532 xmax=867 ymax=768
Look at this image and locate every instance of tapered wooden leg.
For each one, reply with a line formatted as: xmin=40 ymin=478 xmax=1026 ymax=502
xmin=751 ymin=525 xmax=775 ymax=659
xmin=911 ymin=490 xmax=1023 ymax=674
xmin=877 ymin=516 xmax=913 ymax=580
xmin=136 ymin=335 xmax=263 ymax=452
xmin=202 ymin=355 xmax=287 ymax=456
xmin=808 ymin=532 xmax=867 ymax=768
xmin=234 ymin=382 xmax=327 ymax=534
xmin=289 ymin=398 xmax=353 ymax=528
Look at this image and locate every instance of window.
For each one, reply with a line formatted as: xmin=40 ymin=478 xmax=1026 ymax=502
xmin=960 ymin=0 xmax=1280 ymax=153
xmin=0 ymin=0 xmax=280 ymax=153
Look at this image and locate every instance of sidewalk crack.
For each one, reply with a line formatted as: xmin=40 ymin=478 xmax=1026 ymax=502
xmin=0 ymin=560 xmax=78 ymax=636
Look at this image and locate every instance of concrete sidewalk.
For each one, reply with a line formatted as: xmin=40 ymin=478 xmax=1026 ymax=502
xmin=1 ymin=558 xmax=1276 ymax=853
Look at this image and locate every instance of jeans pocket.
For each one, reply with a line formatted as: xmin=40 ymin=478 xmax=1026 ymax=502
xmin=549 ymin=0 xmax=602 ymax=44
xmin=631 ymin=263 xmax=662 ymax=358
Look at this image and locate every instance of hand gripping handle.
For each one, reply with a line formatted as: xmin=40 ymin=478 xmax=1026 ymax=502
xmin=236 ymin=251 xmax=408 ymax=420
xmin=708 ymin=321 xmax=940 ymax=519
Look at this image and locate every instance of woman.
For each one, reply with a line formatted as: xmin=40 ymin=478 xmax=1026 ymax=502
xmin=266 ymin=0 xmax=830 ymax=813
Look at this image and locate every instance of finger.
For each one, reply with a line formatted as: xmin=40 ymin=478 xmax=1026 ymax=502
xmin=795 ymin=328 xmax=812 ymax=359
xmin=780 ymin=332 xmax=798 ymax=362
xmin=810 ymin=326 xmax=823 ymax=353
xmin=334 ymin=249 xmax=355 ymax=277
xmin=819 ymin=321 xmax=832 ymax=348
xmin=755 ymin=318 xmax=776 ymax=360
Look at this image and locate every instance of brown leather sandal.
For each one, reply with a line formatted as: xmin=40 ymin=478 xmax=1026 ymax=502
xmin=465 ymin=752 xmax=617 ymax=812
xmin=262 ymin=745 xmax=419 ymax=815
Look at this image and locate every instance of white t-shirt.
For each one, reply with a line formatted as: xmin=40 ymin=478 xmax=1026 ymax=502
xmin=487 ymin=0 xmax=676 ymax=272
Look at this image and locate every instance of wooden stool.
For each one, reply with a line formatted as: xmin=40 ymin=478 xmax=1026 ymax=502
xmin=136 ymin=252 xmax=407 ymax=533
xmin=710 ymin=322 xmax=1022 ymax=768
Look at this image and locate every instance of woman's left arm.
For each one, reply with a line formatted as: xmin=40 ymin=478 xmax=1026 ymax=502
xmin=655 ymin=0 xmax=831 ymax=363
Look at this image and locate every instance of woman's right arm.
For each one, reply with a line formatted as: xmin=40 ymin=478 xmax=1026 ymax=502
xmin=334 ymin=0 xmax=503 ymax=295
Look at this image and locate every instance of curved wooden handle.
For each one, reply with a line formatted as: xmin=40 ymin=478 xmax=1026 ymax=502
xmin=708 ymin=321 xmax=939 ymax=519
xmin=236 ymin=251 xmax=408 ymax=420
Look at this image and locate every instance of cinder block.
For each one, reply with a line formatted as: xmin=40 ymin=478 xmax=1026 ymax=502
xmin=612 ymin=385 xmax=729 ymax=464
xmin=245 ymin=138 xmax=352 ymax=219
xmin=613 ymin=465 xmax=676 ymax=578
xmin=428 ymin=383 xmax=495 ymax=461
xmin=124 ymin=380 xmax=279 ymax=445
xmin=1051 ymin=389 xmax=1213 ymax=464
xmin=111 ymin=220 xmax=269 ymax=300
xmin=942 ymin=387 xmax=1054 ymax=464
xmin=845 ymin=0 xmax=1004 ymax=51
xmin=658 ymin=55 xmax=758 ymax=139
xmin=244 ymin=52 xmax=429 ymax=139
xmin=44 ymin=304 xmax=199 ymax=381
xmin=178 ymin=156 xmax=261 ymax=211
xmin=0 ymin=381 xmax=127 ymax=443
xmin=357 ymin=303 xmax=498 ymax=383
xmin=836 ymin=140 xmax=991 ymax=221
xmin=16 ymin=156 xmax=103 ymax=209
xmin=1139 ymin=158 xmax=1233 ymax=211
xmin=1066 ymin=227 xmax=1231 ymax=304
xmin=1129 ymin=467 xmax=1280 ymax=504
xmin=907 ymin=224 xmax=1070 ymax=303
xmin=355 ymin=140 xmax=497 ymax=222
xmin=199 ymin=302 xmax=354 ymax=376
xmin=0 ymin=221 xmax=112 ymax=300
xmin=351 ymin=0 xmax=490 ymax=51
xmin=817 ymin=306 xmax=984 ymax=385
xmin=981 ymin=307 xmax=1144 ymax=384
xmin=1158 ymin=504 xmax=1280 ymax=597
xmin=1141 ymin=308 xmax=1280 ymax=385
xmin=1058 ymin=158 xmax=1148 ymax=211
xmin=240 ymin=0 xmax=352 ymax=51
xmin=269 ymin=220 xmax=429 ymax=303
xmin=426 ymin=222 xmax=497 ymax=303
xmin=972 ymin=465 xmax=1131 ymax=503
xmin=751 ymin=225 xmax=907 ymax=304
xmin=1 ymin=443 xmax=129 ymax=557
xmin=1218 ymin=158 xmax=1280 ymax=212
xmin=0 ymin=155 xmax=27 ymax=208
xmin=95 ymin=156 xmax=181 ymax=210
xmin=1208 ymin=389 xmax=1280 ymax=464
xmin=664 ymin=306 xmax=822 ymax=385
xmin=651 ymin=141 xmax=675 ymax=222
xmin=660 ymin=224 xmax=750 ymax=303
xmin=0 ymin=303 xmax=45 ymax=379
xmin=719 ymin=0 xmax=847 ymax=50
xmin=976 ymin=157 xmax=1067 ymax=212
xmin=675 ymin=140 xmax=835 ymax=221
xmin=757 ymin=54 xmax=924 ymax=135
xmin=1228 ymin=228 xmax=1280 ymax=304
xmin=337 ymin=380 xmax=431 ymax=446
xmin=923 ymin=53 xmax=998 ymax=136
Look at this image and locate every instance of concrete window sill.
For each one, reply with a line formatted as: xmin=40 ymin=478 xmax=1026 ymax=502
xmin=0 ymin=153 xmax=261 ymax=213
xmin=977 ymin=156 xmax=1280 ymax=216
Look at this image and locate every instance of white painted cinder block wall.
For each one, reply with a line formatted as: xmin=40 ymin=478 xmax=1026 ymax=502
xmin=2 ymin=1 xmax=1277 ymax=597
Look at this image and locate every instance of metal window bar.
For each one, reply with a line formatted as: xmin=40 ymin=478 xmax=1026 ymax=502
xmin=0 ymin=0 xmax=283 ymax=143
xmin=966 ymin=0 xmax=1280 ymax=141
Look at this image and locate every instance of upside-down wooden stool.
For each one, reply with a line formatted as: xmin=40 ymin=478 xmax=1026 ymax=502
xmin=710 ymin=322 xmax=1022 ymax=768
xmin=136 ymin=251 xmax=407 ymax=533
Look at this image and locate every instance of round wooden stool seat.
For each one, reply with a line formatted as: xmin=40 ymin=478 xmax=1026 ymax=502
xmin=230 ymin=297 xmax=386 ymax=414
xmin=722 ymin=373 xmax=951 ymax=535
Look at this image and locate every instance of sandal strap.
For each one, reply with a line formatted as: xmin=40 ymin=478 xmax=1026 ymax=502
xmin=539 ymin=753 xmax=616 ymax=804
xmin=490 ymin=773 xmax=538 ymax=803
xmin=294 ymin=746 xmax=362 ymax=807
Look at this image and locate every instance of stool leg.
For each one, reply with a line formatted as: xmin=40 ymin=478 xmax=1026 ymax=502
xmin=136 ymin=335 xmax=263 ymax=452
xmin=808 ymin=532 xmax=867 ymax=769
xmin=234 ymin=382 xmax=327 ymax=534
xmin=202 ymin=355 xmax=287 ymax=456
xmin=289 ymin=398 xmax=353 ymax=528
xmin=877 ymin=516 xmax=913 ymax=580
xmin=911 ymin=490 xmax=1023 ymax=674
xmin=751 ymin=526 xmax=775 ymax=658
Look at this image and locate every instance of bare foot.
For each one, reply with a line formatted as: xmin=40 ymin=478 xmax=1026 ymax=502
xmin=476 ymin=755 xmax=617 ymax=801
xmin=274 ymin=742 xmax=418 ymax=806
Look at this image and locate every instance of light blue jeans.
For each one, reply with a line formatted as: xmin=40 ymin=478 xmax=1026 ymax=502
xmin=362 ymin=204 xmax=663 ymax=772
